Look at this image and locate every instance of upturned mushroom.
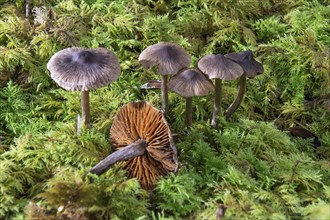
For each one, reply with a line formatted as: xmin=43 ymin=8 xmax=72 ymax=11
xmin=197 ymin=54 xmax=244 ymax=128
xmin=138 ymin=42 xmax=191 ymax=115
xmin=89 ymin=101 xmax=178 ymax=190
xmin=224 ymin=50 xmax=263 ymax=120
xmin=168 ymin=68 xmax=214 ymax=127
xmin=47 ymin=47 xmax=121 ymax=131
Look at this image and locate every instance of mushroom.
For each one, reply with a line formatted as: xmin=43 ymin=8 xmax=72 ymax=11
xmin=47 ymin=47 xmax=121 ymax=131
xmin=140 ymin=79 xmax=161 ymax=96
xmin=140 ymin=80 xmax=161 ymax=90
xmin=224 ymin=50 xmax=263 ymax=120
xmin=168 ymin=68 xmax=214 ymax=127
xmin=89 ymin=101 xmax=178 ymax=190
xmin=197 ymin=54 xmax=244 ymax=128
xmin=138 ymin=42 xmax=191 ymax=115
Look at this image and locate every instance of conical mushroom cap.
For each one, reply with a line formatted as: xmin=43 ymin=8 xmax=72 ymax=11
xmin=138 ymin=42 xmax=191 ymax=75
xmin=168 ymin=69 xmax=214 ymax=98
xmin=110 ymin=101 xmax=178 ymax=190
xmin=47 ymin=47 xmax=121 ymax=91
xmin=225 ymin=50 xmax=264 ymax=78
xmin=198 ymin=54 xmax=244 ymax=80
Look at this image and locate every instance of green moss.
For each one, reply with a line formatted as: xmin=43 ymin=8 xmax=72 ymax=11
xmin=0 ymin=0 xmax=329 ymax=219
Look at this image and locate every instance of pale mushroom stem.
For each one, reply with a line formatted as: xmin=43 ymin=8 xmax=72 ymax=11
xmin=161 ymin=75 xmax=169 ymax=115
xmin=211 ymin=78 xmax=222 ymax=128
xmin=25 ymin=0 xmax=30 ymax=17
xmin=81 ymin=90 xmax=90 ymax=129
xmin=185 ymin=97 xmax=193 ymax=127
xmin=89 ymin=139 xmax=147 ymax=175
xmin=225 ymin=76 xmax=246 ymax=120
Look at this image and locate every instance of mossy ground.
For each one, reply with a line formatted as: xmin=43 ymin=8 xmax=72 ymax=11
xmin=0 ymin=0 xmax=329 ymax=219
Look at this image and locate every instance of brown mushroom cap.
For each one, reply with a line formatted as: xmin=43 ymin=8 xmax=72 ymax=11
xmin=225 ymin=50 xmax=264 ymax=78
xmin=198 ymin=54 xmax=244 ymax=80
xmin=168 ymin=69 xmax=214 ymax=98
xmin=138 ymin=42 xmax=191 ymax=75
xmin=110 ymin=101 xmax=178 ymax=189
xmin=47 ymin=47 xmax=121 ymax=91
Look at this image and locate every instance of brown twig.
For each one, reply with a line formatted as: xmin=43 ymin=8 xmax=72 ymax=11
xmin=289 ymin=160 xmax=301 ymax=184
xmin=235 ymin=125 xmax=257 ymax=153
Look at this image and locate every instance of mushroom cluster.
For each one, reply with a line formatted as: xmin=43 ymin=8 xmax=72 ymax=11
xmin=47 ymin=44 xmax=263 ymax=189
xmin=198 ymin=50 xmax=263 ymax=128
xmin=224 ymin=50 xmax=264 ymax=120
xmin=139 ymin=42 xmax=191 ymax=115
xmin=138 ymin=44 xmax=263 ymax=128
xmin=198 ymin=54 xmax=244 ymax=128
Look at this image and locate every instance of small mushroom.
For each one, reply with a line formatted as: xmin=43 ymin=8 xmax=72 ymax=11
xmin=140 ymin=79 xmax=161 ymax=96
xmin=89 ymin=101 xmax=178 ymax=190
xmin=224 ymin=50 xmax=263 ymax=120
xmin=197 ymin=54 xmax=244 ymax=128
xmin=168 ymin=69 xmax=214 ymax=127
xmin=47 ymin=47 xmax=121 ymax=131
xmin=139 ymin=42 xmax=191 ymax=115
xmin=140 ymin=80 xmax=162 ymax=90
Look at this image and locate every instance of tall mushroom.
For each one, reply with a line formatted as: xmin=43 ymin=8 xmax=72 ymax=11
xmin=138 ymin=42 xmax=191 ymax=115
xmin=89 ymin=101 xmax=178 ymax=190
xmin=197 ymin=54 xmax=244 ymax=128
xmin=47 ymin=47 xmax=121 ymax=131
xmin=168 ymin=69 xmax=214 ymax=127
xmin=224 ymin=50 xmax=263 ymax=120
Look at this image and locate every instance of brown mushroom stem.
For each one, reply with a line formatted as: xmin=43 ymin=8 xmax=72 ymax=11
xmin=161 ymin=75 xmax=169 ymax=115
xmin=225 ymin=76 xmax=246 ymax=120
xmin=211 ymin=78 xmax=222 ymax=128
xmin=185 ymin=97 xmax=193 ymax=127
xmin=89 ymin=139 xmax=147 ymax=175
xmin=81 ymin=90 xmax=90 ymax=129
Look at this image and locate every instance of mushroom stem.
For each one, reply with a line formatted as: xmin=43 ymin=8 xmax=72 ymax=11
xmin=25 ymin=0 xmax=30 ymax=17
xmin=225 ymin=76 xmax=246 ymax=120
xmin=211 ymin=78 xmax=222 ymax=128
xmin=89 ymin=139 xmax=147 ymax=175
xmin=81 ymin=90 xmax=90 ymax=129
xmin=161 ymin=75 xmax=169 ymax=115
xmin=185 ymin=97 xmax=193 ymax=127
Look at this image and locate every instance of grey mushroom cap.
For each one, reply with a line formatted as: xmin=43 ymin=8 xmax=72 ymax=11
xmin=168 ymin=69 xmax=214 ymax=98
xmin=198 ymin=54 xmax=244 ymax=80
xmin=225 ymin=50 xmax=264 ymax=78
xmin=138 ymin=42 xmax=191 ymax=75
xmin=47 ymin=47 xmax=121 ymax=91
